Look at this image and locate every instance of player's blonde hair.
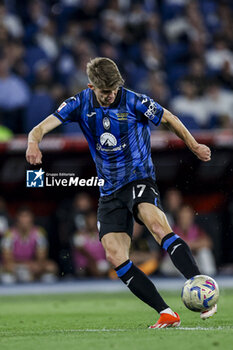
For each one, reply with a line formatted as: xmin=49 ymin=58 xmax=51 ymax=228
xmin=86 ymin=57 xmax=124 ymax=89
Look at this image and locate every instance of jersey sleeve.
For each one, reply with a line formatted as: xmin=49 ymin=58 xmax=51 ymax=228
xmin=53 ymin=95 xmax=81 ymax=124
xmin=135 ymin=93 xmax=164 ymax=126
xmin=36 ymin=228 xmax=48 ymax=249
xmin=1 ymin=232 xmax=13 ymax=251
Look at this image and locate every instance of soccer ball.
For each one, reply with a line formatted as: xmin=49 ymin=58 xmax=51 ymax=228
xmin=181 ymin=275 xmax=219 ymax=312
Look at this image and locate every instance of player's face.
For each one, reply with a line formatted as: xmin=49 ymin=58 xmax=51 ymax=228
xmin=88 ymin=84 xmax=119 ymax=106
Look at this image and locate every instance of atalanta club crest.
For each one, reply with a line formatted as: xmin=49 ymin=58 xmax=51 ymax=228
xmin=103 ymin=117 xmax=110 ymax=130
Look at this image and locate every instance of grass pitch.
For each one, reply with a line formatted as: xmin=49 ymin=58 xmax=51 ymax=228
xmin=0 ymin=289 xmax=232 ymax=350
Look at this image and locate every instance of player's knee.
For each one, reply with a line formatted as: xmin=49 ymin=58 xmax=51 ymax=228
xmin=150 ymin=223 xmax=168 ymax=241
xmin=105 ymin=247 xmax=127 ymax=267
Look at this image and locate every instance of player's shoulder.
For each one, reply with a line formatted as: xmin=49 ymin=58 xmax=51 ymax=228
xmin=123 ymin=87 xmax=151 ymax=104
xmin=74 ymin=88 xmax=90 ymax=99
xmin=65 ymin=88 xmax=90 ymax=105
xmin=58 ymin=89 xmax=90 ymax=113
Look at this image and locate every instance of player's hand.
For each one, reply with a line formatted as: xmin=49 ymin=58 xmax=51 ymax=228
xmin=26 ymin=142 xmax=42 ymax=165
xmin=192 ymin=144 xmax=211 ymax=162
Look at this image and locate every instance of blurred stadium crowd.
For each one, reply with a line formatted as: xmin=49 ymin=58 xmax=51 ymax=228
xmin=0 ymin=189 xmax=232 ymax=284
xmin=0 ymin=0 xmax=233 ymax=138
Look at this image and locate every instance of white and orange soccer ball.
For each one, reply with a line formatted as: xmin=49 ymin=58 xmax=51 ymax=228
xmin=181 ymin=275 xmax=219 ymax=312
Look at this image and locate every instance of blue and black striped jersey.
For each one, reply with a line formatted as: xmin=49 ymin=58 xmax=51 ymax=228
xmin=53 ymin=87 xmax=164 ymax=196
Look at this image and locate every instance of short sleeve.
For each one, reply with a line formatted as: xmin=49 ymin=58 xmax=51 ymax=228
xmin=135 ymin=94 xmax=164 ymax=126
xmin=1 ymin=234 xmax=13 ymax=251
xmin=53 ymin=95 xmax=81 ymax=124
xmin=36 ymin=229 xmax=48 ymax=249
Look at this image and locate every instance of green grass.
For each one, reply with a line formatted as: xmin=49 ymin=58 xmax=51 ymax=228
xmin=0 ymin=289 xmax=232 ymax=350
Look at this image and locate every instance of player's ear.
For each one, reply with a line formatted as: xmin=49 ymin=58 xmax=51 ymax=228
xmin=88 ymin=83 xmax=94 ymax=90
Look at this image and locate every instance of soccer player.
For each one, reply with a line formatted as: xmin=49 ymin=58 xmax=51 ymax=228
xmin=26 ymin=57 xmax=216 ymax=328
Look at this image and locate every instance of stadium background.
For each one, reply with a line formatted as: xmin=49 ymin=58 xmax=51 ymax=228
xmin=0 ymin=0 xmax=233 ymax=281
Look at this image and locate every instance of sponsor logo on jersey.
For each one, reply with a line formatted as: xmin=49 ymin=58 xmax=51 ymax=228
xmin=144 ymin=99 xmax=157 ymax=120
xmin=100 ymin=132 xmax=117 ymax=147
xmin=103 ymin=117 xmax=110 ymax=130
xmin=142 ymin=98 xmax=148 ymax=104
xmin=96 ymin=143 xmax=126 ymax=152
xmin=87 ymin=112 xmax=96 ymax=118
xmin=96 ymin=132 xmax=126 ymax=152
xmin=116 ymin=112 xmax=128 ymax=120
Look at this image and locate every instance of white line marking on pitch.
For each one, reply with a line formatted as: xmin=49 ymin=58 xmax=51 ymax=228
xmin=174 ymin=327 xmax=232 ymax=331
xmin=0 ymin=329 xmax=126 ymax=336
xmin=0 ymin=326 xmax=232 ymax=336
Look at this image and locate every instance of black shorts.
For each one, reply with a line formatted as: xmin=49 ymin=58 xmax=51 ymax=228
xmin=97 ymin=177 xmax=164 ymax=240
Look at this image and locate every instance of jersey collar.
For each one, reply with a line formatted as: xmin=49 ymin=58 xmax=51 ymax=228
xmin=91 ymin=87 xmax=122 ymax=109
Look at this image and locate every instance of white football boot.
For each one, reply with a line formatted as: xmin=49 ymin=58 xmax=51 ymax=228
xmin=200 ymin=304 xmax=217 ymax=320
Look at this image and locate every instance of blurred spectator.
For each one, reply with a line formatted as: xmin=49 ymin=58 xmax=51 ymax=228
xmin=205 ymin=35 xmax=233 ymax=74
xmin=204 ymin=79 xmax=233 ymax=128
xmin=24 ymin=0 xmax=48 ymax=44
xmin=140 ymin=40 xmax=162 ymax=72
xmin=0 ymin=54 xmax=30 ymax=133
xmin=0 ymin=23 xmax=10 ymax=47
xmin=217 ymin=61 xmax=233 ymax=90
xmin=0 ymin=197 xmax=10 ymax=237
xmin=100 ymin=7 xmax=125 ymax=45
xmin=188 ymin=58 xmax=207 ymax=95
xmin=146 ymin=13 xmax=162 ymax=45
xmin=163 ymin=188 xmax=183 ymax=227
xmin=36 ymin=18 xmax=59 ymax=60
xmin=148 ymin=72 xmax=171 ymax=108
xmin=58 ymin=37 xmax=96 ymax=88
xmin=130 ymin=223 xmax=160 ymax=276
xmin=164 ymin=0 xmax=206 ymax=44
xmin=33 ymin=59 xmax=54 ymax=87
xmin=217 ymin=3 xmax=233 ymax=48
xmin=56 ymin=192 xmax=94 ymax=276
xmin=1 ymin=207 xmax=58 ymax=284
xmin=70 ymin=192 xmax=94 ymax=232
xmin=126 ymin=2 xmax=148 ymax=43
xmin=4 ymin=40 xmax=28 ymax=79
xmin=0 ymin=0 xmax=232 ymax=133
xmin=170 ymin=77 xmax=208 ymax=128
xmin=25 ymin=60 xmax=65 ymax=132
xmin=71 ymin=0 xmax=102 ymax=39
xmin=68 ymin=54 xmax=91 ymax=95
xmin=72 ymin=211 xmax=109 ymax=277
xmin=160 ymin=205 xmax=217 ymax=276
xmin=0 ymin=1 xmax=24 ymax=39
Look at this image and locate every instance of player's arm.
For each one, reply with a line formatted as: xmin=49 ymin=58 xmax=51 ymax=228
xmin=161 ymin=108 xmax=211 ymax=162
xmin=26 ymin=115 xmax=62 ymax=165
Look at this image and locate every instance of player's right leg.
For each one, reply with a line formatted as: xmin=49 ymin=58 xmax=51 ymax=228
xmin=97 ymin=193 xmax=180 ymax=328
xmin=101 ymin=232 xmax=180 ymax=328
xmin=137 ymin=202 xmax=217 ymax=320
xmin=137 ymin=202 xmax=201 ymax=279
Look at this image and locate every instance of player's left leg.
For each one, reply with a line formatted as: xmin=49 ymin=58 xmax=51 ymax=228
xmin=137 ymin=203 xmax=200 ymax=279
xmin=101 ymin=232 xmax=169 ymax=312
xmin=101 ymin=232 xmax=180 ymax=327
